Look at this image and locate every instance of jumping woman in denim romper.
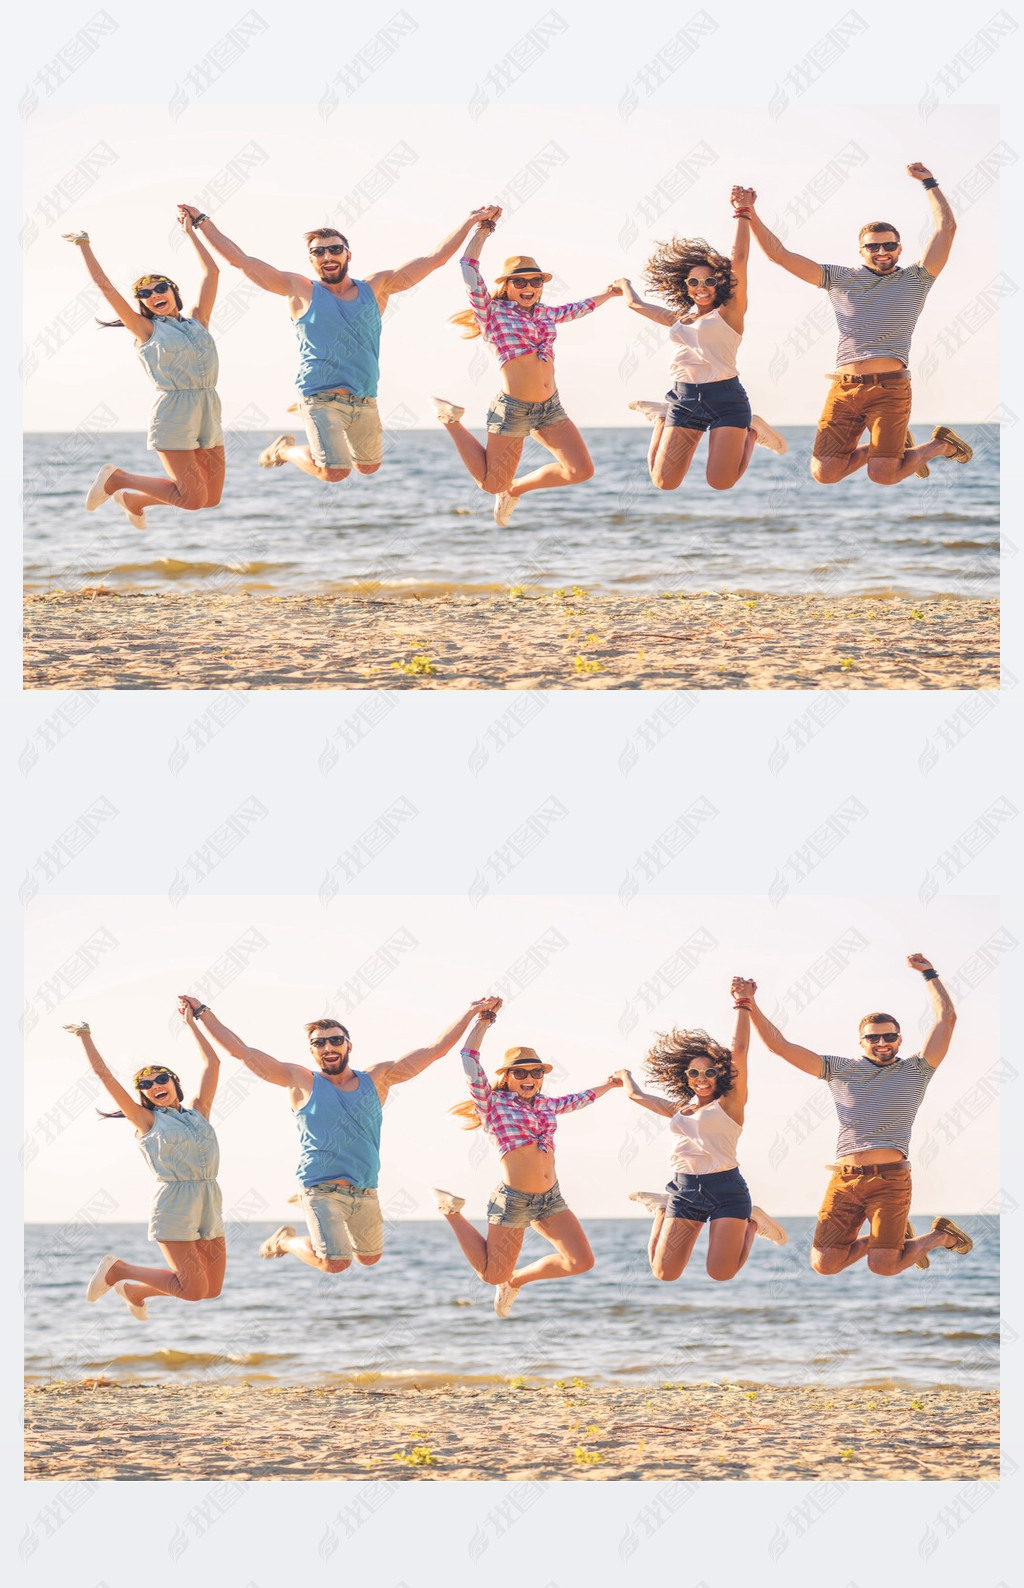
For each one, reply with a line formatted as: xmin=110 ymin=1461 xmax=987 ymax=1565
xmin=64 ymin=210 xmax=224 ymax=531
xmin=66 ymin=1002 xmax=225 ymax=1320
xmin=618 ymin=980 xmax=787 ymax=1283
xmin=617 ymin=199 xmax=786 ymax=493
xmin=432 ymin=208 xmax=623 ymax=526
xmin=432 ymin=1002 xmax=623 ymax=1317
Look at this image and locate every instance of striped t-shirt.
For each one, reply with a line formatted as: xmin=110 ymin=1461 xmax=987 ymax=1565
xmin=818 ymin=263 xmax=935 ymax=368
xmin=819 ymin=1051 xmax=936 ymax=1158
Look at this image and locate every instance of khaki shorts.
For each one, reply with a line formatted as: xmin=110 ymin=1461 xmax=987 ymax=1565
xmin=813 ymin=374 xmax=913 ymax=462
xmin=813 ymin=1162 xmax=912 ymax=1250
xmin=298 ymin=1183 xmax=383 ymax=1260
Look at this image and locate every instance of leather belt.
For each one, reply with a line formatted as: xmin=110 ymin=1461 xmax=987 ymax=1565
xmin=829 ymin=371 xmax=909 ymax=386
xmin=827 ymin=1161 xmax=910 ymax=1175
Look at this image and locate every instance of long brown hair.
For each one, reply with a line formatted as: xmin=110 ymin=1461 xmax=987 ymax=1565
xmin=449 ymin=278 xmax=511 ymax=340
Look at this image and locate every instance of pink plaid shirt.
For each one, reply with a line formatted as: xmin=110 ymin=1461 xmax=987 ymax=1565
xmin=461 ymin=1048 xmax=596 ymax=1157
xmin=460 ymin=257 xmax=595 ymax=367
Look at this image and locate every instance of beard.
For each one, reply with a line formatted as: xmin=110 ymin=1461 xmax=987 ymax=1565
xmin=319 ymin=261 xmax=349 ymax=285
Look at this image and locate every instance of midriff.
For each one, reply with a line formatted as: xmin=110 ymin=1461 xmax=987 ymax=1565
xmin=502 ymin=352 xmax=557 ymax=403
xmin=836 ymin=1147 xmax=907 ymax=1166
xmin=835 ymin=357 xmax=906 ymax=375
xmin=500 ymin=1141 xmax=557 ymax=1193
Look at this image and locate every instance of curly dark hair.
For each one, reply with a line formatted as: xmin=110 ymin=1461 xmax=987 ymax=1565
xmin=643 ymin=237 xmax=736 ymax=315
xmin=644 ymin=1027 xmax=735 ymax=1106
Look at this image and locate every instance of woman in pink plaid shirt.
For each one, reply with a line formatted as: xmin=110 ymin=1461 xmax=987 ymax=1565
xmin=433 ymin=1001 xmax=623 ymax=1317
xmin=431 ymin=206 xmax=623 ymax=526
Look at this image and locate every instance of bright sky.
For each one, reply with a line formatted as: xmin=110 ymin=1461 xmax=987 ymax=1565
xmin=25 ymin=893 xmax=999 ymax=1223
xmin=24 ymin=103 xmax=999 ymax=429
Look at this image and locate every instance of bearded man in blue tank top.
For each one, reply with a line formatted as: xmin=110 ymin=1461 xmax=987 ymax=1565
xmin=177 ymin=202 xmax=499 ymax=485
xmin=178 ymin=994 xmax=500 ymax=1274
xmin=734 ymin=954 xmax=974 ymax=1277
xmin=735 ymin=164 xmax=974 ymax=486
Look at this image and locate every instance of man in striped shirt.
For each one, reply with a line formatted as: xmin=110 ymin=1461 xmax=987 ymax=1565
xmin=734 ymin=953 xmax=974 ymax=1277
xmin=735 ymin=164 xmax=974 ymax=486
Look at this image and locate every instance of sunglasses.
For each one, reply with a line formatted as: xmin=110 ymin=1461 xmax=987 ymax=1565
xmin=863 ymin=241 xmax=899 ymax=253
xmin=508 ymin=276 xmax=543 ymax=289
xmin=135 ymin=282 xmax=172 ymax=299
xmin=310 ymin=1034 xmax=348 ymax=1048
xmin=685 ymin=276 xmax=718 ymax=288
xmin=685 ymin=1067 xmax=720 ymax=1079
xmin=309 ymin=245 xmax=348 ymax=257
xmin=862 ymin=1033 xmax=899 ymax=1044
xmin=137 ymin=1071 xmax=174 ymax=1089
xmin=507 ymin=1067 xmax=544 ymax=1079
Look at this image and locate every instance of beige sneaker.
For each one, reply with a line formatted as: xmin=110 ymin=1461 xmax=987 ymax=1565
xmin=258 ymin=434 xmax=295 ymax=468
xmin=431 ymin=396 xmax=465 ymax=426
xmin=493 ymin=490 xmax=518 ymax=528
xmin=750 ymin=415 xmax=788 ymax=455
xmin=112 ymin=490 xmax=147 ymax=531
xmin=493 ymin=1281 xmax=518 ymax=1319
xmin=932 ymin=425 xmax=974 ymax=464
xmin=905 ymin=1219 xmax=930 ymax=1268
xmin=114 ymin=1280 xmax=148 ymax=1321
xmin=932 ymin=1215 xmax=973 ymax=1255
xmin=628 ymin=399 xmax=668 ymax=423
xmin=259 ymin=1223 xmax=296 ymax=1258
xmin=751 ymin=1206 xmax=788 ymax=1245
xmin=431 ymin=1187 xmax=465 ymax=1216
xmin=628 ymin=1190 xmax=668 ymax=1214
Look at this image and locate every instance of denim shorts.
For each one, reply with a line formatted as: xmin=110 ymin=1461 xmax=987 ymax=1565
xmin=665 ymin=1166 xmax=752 ymax=1224
xmin=148 ymin=388 xmax=224 ymax=452
xmin=299 ymin=392 xmax=383 ymax=469
xmin=486 ymin=1180 xmax=570 ymax=1228
xmin=485 ymin=390 xmax=569 ymax=436
xmin=299 ymin=1182 xmax=384 ymax=1260
xmin=149 ymin=1177 xmax=224 ymax=1242
xmin=664 ymin=375 xmax=752 ymax=433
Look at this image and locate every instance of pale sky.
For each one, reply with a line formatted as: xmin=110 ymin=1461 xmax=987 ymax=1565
xmin=24 ymin=103 xmax=1000 ymax=429
xmin=25 ymin=893 xmax=999 ymax=1223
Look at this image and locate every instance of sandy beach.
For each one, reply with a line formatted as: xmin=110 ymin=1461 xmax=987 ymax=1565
xmin=25 ymin=1379 xmax=998 ymax=1482
xmin=24 ymin=590 xmax=998 ymax=690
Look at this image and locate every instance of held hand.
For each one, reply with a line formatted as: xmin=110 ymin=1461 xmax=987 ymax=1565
xmin=907 ymin=163 xmax=934 ymax=184
xmin=177 ymin=993 xmax=204 ymax=1016
xmin=606 ymin=1072 xmax=625 ymax=1087
xmin=178 ymin=998 xmax=197 ymax=1026
xmin=605 ymin=282 xmax=624 ymax=296
xmin=731 ymin=975 xmax=757 ymax=1007
xmin=62 ymin=1020 xmax=91 ymax=1036
xmin=177 ymin=203 xmax=202 ymax=226
xmin=470 ymin=204 xmax=501 ymax=231
xmin=62 ymin=231 xmax=90 ymax=246
xmin=730 ymin=185 xmax=757 ymax=214
xmin=906 ymin=953 xmax=934 ymax=974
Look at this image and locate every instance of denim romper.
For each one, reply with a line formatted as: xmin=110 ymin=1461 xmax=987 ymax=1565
xmin=137 ymin=1106 xmax=224 ymax=1242
xmin=136 ymin=315 xmax=223 ymax=452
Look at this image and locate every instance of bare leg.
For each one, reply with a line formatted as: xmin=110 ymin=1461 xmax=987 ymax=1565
xmin=278 ymin=443 xmax=351 ymax=484
xmin=647 ymin=1208 xmax=665 ymax=1266
xmin=510 ymin=1209 xmax=594 ymax=1288
xmin=650 ymin=1216 xmax=702 ymax=1281
xmin=441 ymin=1209 xmax=524 ymax=1284
xmin=110 ymin=1240 xmax=212 ymax=1303
xmin=867 ymin=1229 xmax=959 ymax=1275
xmin=705 ymin=426 xmax=757 ymax=491
xmin=868 ymin=439 xmax=959 ymax=485
xmin=649 ymin=425 xmax=702 ymax=491
xmin=509 ymin=419 xmax=593 ymax=497
xmin=810 ymin=445 xmax=871 ymax=484
xmin=441 ymin=422 xmax=524 ymax=493
xmin=105 ymin=449 xmax=219 ymax=515
xmin=705 ymin=1217 xmax=757 ymax=1281
xmin=277 ymin=1232 xmax=352 ymax=1273
xmin=811 ymin=1236 xmax=873 ymax=1274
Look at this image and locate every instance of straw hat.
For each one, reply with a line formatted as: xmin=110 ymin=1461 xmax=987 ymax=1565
xmin=494 ymin=256 xmax=552 ymax=283
xmin=494 ymin=1046 xmax=553 ymax=1074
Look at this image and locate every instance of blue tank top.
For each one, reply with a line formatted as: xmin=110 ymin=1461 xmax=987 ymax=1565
xmin=294 ymin=279 xmax=381 ymax=398
xmin=294 ymin=1070 xmax=383 ymax=1188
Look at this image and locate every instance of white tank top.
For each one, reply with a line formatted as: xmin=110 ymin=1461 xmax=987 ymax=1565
xmin=668 ymin=1097 xmax=741 ymax=1174
xmin=668 ymin=308 xmax=741 ymax=384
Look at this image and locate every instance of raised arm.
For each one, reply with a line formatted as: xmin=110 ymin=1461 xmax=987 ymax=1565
xmin=909 ymin=953 xmax=957 ymax=1067
xmin=717 ymin=210 xmax=749 ymax=332
xmin=730 ymin=187 xmax=822 ymax=287
xmin=177 ymin=995 xmax=310 ymax=1091
xmin=368 ymin=996 xmax=503 ymax=1097
xmin=549 ymin=1072 xmax=622 ymax=1114
xmin=614 ymin=277 xmax=677 ymax=327
xmin=179 ymin=211 xmax=219 ymax=327
xmin=370 ymin=205 xmax=502 ymax=306
xmin=731 ymin=977 xmax=823 ymax=1076
xmin=178 ymin=207 xmax=310 ymax=301
xmin=61 ymin=233 xmax=154 ymax=340
xmin=62 ymin=1021 xmax=154 ymax=1131
xmin=179 ymin=1000 xmax=220 ymax=1116
xmin=726 ymin=998 xmax=750 ymax=1109
xmin=614 ymin=1067 xmax=676 ymax=1117
xmin=909 ymin=164 xmax=956 ymax=277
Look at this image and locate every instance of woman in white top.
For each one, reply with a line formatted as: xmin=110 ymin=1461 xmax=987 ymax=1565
xmin=616 ymin=199 xmax=785 ymax=492
xmin=616 ymin=981 xmax=786 ymax=1282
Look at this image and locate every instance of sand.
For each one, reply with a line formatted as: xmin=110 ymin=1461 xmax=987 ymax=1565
xmin=24 ymin=1379 xmax=998 ymax=1481
xmin=24 ymin=589 xmax=998 ymax=690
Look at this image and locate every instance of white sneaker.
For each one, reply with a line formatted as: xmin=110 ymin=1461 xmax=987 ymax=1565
xmin=493 ymin=490 xmax=518 ymax=528
xmin=112 ymin=490 xmax=147 ymax=531
xmin=629 ymin=1190 xmax=668 ymax=1214
xmin=114 ymin=1280 xmax=148 ymax=1321
xmin=431 ymin=396 xmax=465 ymax=426
xmin=431 ymin=1187 xmax=466 ymax=1215
xmin=628 ymin=400 xmax=668 ymax=423
xmin=493 ymin=1281 xmax=518 ymax=1319
xmin=259 ymin=1223 xmax=296 ymax=1259
xmin=751 ymin=1205 xmax=788 ymax=1245
xmin=85 ymin=464 xmax=117 ymax=511
xmin=258 ymin=434 xmax=295 ymax=468
xmin=750 ymin=415 xmax=787 ymax=455
xmin=86 ymin=1253 xmax=118 ymax=1302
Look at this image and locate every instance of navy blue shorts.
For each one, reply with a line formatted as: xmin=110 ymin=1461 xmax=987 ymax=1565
xmin=665 ymin=375 xmax=752 ymax=433
xmin=665 ymin=1165 xmax=752 ymax=1223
